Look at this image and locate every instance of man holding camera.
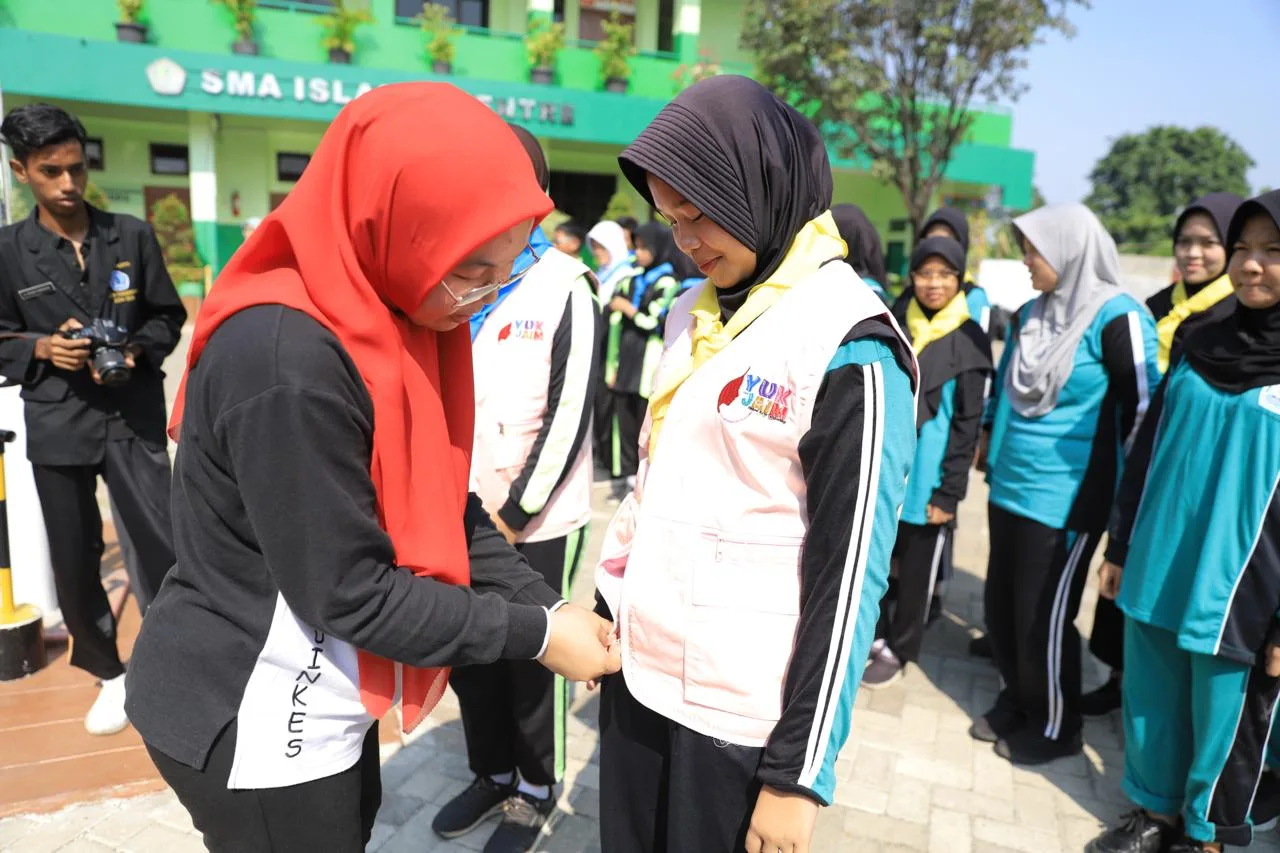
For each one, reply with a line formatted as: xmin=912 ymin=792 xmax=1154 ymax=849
xmin=0 ymin=104 xmax=185 ymax=735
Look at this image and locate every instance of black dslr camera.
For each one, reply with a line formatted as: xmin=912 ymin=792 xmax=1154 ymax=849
xmin=60 ymin=319 xmax=131 ymax=387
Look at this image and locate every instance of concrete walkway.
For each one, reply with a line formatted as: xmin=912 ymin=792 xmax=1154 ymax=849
xmin=3 ymin=479 xmax=1279 ymax=852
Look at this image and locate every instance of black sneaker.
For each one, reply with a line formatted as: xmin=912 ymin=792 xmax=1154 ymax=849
xmin=969 ymin=705 xmax=1025 ymax=743
xmin=1084 ymin=810 xmax=1177 ymax=853
xmin=969 ymin=634 xmax=992 ymax=659
xmin=432 ymin=775 xmax=516 ymax=839
xmin=1166 ymin=839 xmax=1211 ymax=853
xmin=862 ymin=648 xmax=904 ymax=690
xmin=995 ymin=727 xmax=1083 ymax=765
xmin=1080 ymin=674 xmax=1122 ymax=717
xmin=483 ymin=791 xmax=556 ymax=853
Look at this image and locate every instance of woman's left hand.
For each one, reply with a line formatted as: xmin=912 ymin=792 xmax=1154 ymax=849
xmin=1267 ymin=644 xmax=1280 ymax=678
xmin=493 ymin=515 xmax=519 ymax=545
xmin=609 ymin=296 xmax=635 ymax=317
xmin=926 ymin=504 xmax=955 ymax=526
xmin=745 ymin=786 xmax=818 ymax=853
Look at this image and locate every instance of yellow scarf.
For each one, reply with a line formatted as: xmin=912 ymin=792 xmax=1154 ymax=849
xmin=1155 ymin=274 xmax=1233 ymax=372
xmin=906 ymin=291 xmax=970 ymax=355
xmin=646 ymin=211 xmax=847 ymax=459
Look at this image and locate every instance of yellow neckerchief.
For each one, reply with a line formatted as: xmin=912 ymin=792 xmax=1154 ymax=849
xmin=906 ymin=290 xmax=970 ymax=355
xmin=1156 ymin=273 xmax=1233 ymax=372
xmin=646 ymin=211 xmax=847 ymax=459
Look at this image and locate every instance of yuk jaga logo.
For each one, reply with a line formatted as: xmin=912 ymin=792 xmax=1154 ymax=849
xmin=497 ymin=320 xmax=545 ymax=342
xmin=717 ymin=370 xmax=794 ymax=424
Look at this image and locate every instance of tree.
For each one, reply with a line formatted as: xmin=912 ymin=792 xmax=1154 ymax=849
xmin=1085 ymin=126 xmax=1253 ymax=254
xmin=150 ymin=193 xmax=205 ymax=285
xmin=741 ymin=0 xmax=1084 ymax=236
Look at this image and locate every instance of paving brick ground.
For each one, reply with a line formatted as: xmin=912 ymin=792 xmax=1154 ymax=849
xmin=4 ymin=479 xmax=1279 ymax=852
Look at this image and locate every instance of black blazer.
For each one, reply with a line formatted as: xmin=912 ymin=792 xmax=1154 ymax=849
xmin=0 ymin=206 xmax=187 ymax=465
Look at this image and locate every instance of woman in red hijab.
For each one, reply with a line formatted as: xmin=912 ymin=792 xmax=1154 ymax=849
xmin=124 ymin=83 xmax=619 ymax=853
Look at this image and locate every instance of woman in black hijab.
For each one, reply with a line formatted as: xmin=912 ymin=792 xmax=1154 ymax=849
xmin=896 ymin=207 xmax=994 ymax=333
xmin=831 ymin=202 xmax=889 ymax=303
xmin=1084 ymin=191 xmax=1280 ymax=853
xmin=594 ymin=75 xmax=918 ymax=853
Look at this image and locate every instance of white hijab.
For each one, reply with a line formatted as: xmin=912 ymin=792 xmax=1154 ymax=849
xmin=1007 ymin=203 xmax=1121 ymax=418
xmin=587 ymin=221 xmax=633 ymax=301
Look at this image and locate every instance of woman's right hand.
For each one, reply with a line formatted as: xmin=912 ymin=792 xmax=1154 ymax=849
xmin=539 ymin=604 xmax=623 ymax=682
xmin=1097 ymin=560 xmax=1123 ymax=600
xmin=974 ymin=430 xmax=991 ymax=472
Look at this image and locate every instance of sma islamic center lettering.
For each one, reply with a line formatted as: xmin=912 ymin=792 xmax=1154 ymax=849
xmin=145 ymin=58 xmax=575 ymax=125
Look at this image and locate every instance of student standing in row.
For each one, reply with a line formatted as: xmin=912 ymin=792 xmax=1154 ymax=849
xmin=974 ymin=203 xmax=1159 ymax=765
xmin=124 ymin=84 xmax=620 ymax=852
xmin=1082 ymin=191 xmax=1244 ymax=719
xmin=603 ymin=223 xmax=681 ymax=497
xmin=587 ymin=220 xmax=633 ymax=482
xmin=1086 ymin=190 xmax=1280 ymax=853
xmin=435 ymin=127 xmax=603 ymax=853
xmin=866 ymin=236 xmax=991 ymax=688
xmin=832 ymin=203 xmax=890 ymax=304
xmin=595 ymin=75 xmax=917 ymax=853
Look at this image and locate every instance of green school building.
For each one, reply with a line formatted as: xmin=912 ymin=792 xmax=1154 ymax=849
xmin=0 ymin=0 xmax=1034 ymax=284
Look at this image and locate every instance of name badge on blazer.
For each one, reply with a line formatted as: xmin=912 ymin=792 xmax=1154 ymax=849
xmin=17 ymin=282 xmax=56 ymax=301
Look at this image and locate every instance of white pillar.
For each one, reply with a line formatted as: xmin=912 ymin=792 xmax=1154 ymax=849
xmin=188 ymin=112 xmax=219 ymax=271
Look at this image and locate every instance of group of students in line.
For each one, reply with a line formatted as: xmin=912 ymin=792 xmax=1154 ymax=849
xmin=86 ymin=69 xmax=1277 ymax=853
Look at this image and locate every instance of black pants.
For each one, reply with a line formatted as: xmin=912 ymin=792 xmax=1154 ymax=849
xmin=599 ymin=672 xmax=762 ymax=853
xmin=1089 ymin=595 xmax=1125 ymax=672
xmin=452 ymin=529 xmax=587 ymax=786
xmin=611 ymin=391 xmax=647 ymax=479
xmin=32 ymin=437 xmax=175 ymax=680
xmin=879 ymin=521 xmax=951 ymax=663
xmin=985 ymin=503 xmax=1101 ymax=742
xmin=594 ymin=374 xmax=616 ymax=476
xmin=148 ymin=719 xmax=381 ymax=853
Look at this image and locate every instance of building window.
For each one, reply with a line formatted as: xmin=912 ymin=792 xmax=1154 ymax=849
xmin=657 ymin=0 xmax=674 ymax=52
xmin=260 ymin=0 xmax=333 ymax=10
xmin=889 ymin=218 xmax=910 ymax=233
xmin=401 ymin=0 xmax=487 ymax=27
xmin=554 ymin=0 xmax=565 ymax=21
xmin=149 ymin=143 xmax=189 ymax=176
xmin=276 ymin=152 xmax=311 ymax=183
xmin=84 ymin=138 xmax=105 ymax=171
xmin=579 ymin=1 xmax=635 ymax=41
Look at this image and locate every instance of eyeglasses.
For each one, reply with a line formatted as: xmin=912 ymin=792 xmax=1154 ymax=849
xmin=912 ymin=270 xmax=960 ymax=285
xmin=439 ymin=242 xmax=542 ymax=308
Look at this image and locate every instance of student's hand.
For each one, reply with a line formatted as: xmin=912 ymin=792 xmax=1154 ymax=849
xmin=38 ymin=318 xmax=91 ymax=372
xmin=1266 ymin=644 xmax=1280 ymax=678
xmin=1097 ymin=560 xmax=1123 ymax=600
xmin=609 ymin=296 xmax=635 ymax=318
xmin=539 ymin=604 xmax=622 ymax=682
xmin=926 ymin=504 xmax=955 ymax=526
xmin=974 ymin=431 xmax=991 ymax=471
xmin=493 ymin=515 xmax=519 ymax=545
xmin=746 ymin=786 xmax=818 ymax=853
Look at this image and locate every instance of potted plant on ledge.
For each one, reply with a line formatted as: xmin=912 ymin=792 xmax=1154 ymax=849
xmin=318 ymin=0 xmax=373 ymax=65
xmin=116 ymin=0 xmax=147 ymax=43
xmin=419 ymin=2 xmax=457 ymax=75
xmin=525 ymin=19 xmax=565 ymax=85
xmin=595 ymin=11 xmax=634 ymax=94
xmin=216 ymin=0 xmax=259 ymax=56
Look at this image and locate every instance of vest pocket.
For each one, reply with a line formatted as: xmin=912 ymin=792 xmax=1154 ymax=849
xmin=492 ymin=418 xmax=542 ymax=471
xmin=682 ymin=536 xmax=802 ymax=722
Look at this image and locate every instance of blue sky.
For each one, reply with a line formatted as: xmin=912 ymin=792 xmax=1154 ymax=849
xmin=1010 ymin=0 xmax=1278 ymax=204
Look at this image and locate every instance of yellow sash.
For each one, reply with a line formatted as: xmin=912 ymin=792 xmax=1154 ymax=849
xmin=1155 ymin=274 xmax=1233 ymax=372
xmin=646 ymin=211 xmax=847 ymax=459
xmin=906 ymin=291 xmax=970 ymax=355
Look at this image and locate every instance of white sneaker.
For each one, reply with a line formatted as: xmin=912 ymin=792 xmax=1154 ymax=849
xmin=85 ymin=673 xmax=129 ymax=736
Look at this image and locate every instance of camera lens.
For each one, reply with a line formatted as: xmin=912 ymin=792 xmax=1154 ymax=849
xmin=92 ymin=347 xmax=131 ymax=387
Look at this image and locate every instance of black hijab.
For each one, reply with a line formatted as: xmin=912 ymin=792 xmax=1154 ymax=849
xmin=1174 ymin=192 xmax=1243 ymax=250
xmin=618 ymin=75 xmax=834 ymax=320
xmin=918 ymin=207 xmax=971 ymax=255
xmin=832 ymin=203 xmax=887 ymax=286
xmin=1185 ymin=190 xmax=1280 ymax=393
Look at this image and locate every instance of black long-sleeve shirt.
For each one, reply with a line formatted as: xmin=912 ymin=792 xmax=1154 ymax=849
xmin=127 ymin=305 xmax=560 ymax=770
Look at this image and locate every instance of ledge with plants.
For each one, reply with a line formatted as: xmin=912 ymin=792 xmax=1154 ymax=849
xmin=418 ymin=1 xmax=457 ymax=75
xmin=116 ymin=0 xmax=146 ymax=43
xmin=594 ymin=11 xmax=634 ymax=94
xmin=317 ymin=0 xmax=373 ymax=65
xmin=525 ymin=18 xmax=565 ymax=85
xmin=215 ymin=0 xmax=259 ymax=55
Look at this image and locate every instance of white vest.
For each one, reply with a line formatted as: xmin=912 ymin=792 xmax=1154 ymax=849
xmin=471 ymin=248 xmax=595 ymax=543
xmin=596 ymin=263 xmax=908 ymax=745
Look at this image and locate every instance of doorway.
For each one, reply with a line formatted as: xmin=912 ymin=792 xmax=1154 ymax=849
xmin=548 ymin=171 xmax=617 ymax=227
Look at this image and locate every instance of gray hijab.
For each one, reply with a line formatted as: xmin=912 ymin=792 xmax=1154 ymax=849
xmin=1007 ymin=203 xmax=1121 ymax=417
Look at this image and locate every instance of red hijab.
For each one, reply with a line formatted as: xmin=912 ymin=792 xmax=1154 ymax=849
xmin=169 ymin=83 xmax=554 ymax=732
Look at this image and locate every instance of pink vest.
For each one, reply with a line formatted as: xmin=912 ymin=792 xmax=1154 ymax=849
xmin=471 ymin=248 xmax=595 ymax=543
xmin=596 ymin=263 xmax=907 ymax=745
